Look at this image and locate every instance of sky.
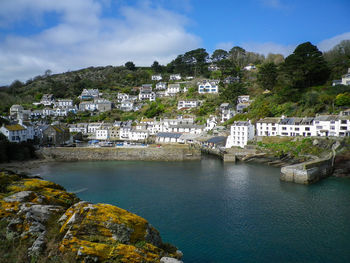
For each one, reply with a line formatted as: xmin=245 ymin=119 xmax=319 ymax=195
xmin=0 ymin=0 xmax=349 ymax=86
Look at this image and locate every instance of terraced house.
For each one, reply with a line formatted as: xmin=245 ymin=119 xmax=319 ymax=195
xmin=0 ymin=124 xmax=28 ymax=142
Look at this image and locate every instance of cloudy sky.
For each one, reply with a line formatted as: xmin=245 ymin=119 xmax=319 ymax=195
xmin=0 ymin=0 xmax=349 ymax=85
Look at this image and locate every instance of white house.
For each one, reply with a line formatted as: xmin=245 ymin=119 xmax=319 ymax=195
xmin=0 ymin=124 xmax=28 ymax=142
xmin=88 ymin=123 xmax=102 ymax=134
xmin=40 ymin=94 xmax=55 ymax=106
xmin=117 ymin=93 xmax=129 ymax=102
xmin=10 ymin=105 xmax=24 ymax=117
xmin=243 ymin=64 xmax=256 ymax=71
xmin=256 ymin=117 xmax=280 ymax=136
xmin=128 ymin=129 xmax=149 ymax=141
xmin=165 ymin=124 xmax=204 ymax=135
xmin=333 ymin=68 xmax=350 ymax=86
xmin=166 ymin=83 xmax=181 ymax=96
xmin=139 ymin=85 xmax=156 ymax=101
xmin=208 ymin=64 xmax=219 ymax=71
xmin=156 ymin=82 xmax=167 ymax=90
xmin=68 ymin=123 xmax=88 ymax=134
xmin=120 ymin=126 xmax=132 ymax=140
xmin=151 ymin=75 xmax=162 ymax=81
xmin=220 ymin=103 xmax=234 ymax=122
xmin=156 ymin=132 xmax=183 ymax=143
xmin=236 ymin=95 xmax=251 ymax=113
xmin=96 ymin=127 xmax=110 ymax=140
xmin=79 ymin=101 xmax=97 ymax=111
xmin=226 ymin=120 xmax=255 ymax=148
xmin=177 ymin=100 xmax=200 ymax=110
xmin=120 ymin=100 xmax=135 ymax=112
xmin=205 ymin=116 xmax=218 ymax=131
xmin=314 ymin=115 xmax=340 ymax=137
xmin=221 ymin=109 xmax=235 ymax=123
xmin=57 ymin=99 xmax=73 ymax=109
xmin=198 ymin=80 xmax=218 ymax=94
xmin=79 ymin=89 xmax=100 ymax=100
xmin=169 ymin=74 xmax=181 ymax=81
xmin=341 ymin=69 xmax=350 ymax=85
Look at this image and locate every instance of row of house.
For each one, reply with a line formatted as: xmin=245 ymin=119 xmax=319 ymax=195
xmin=0 ymin=121 xmax=70 ymax=145
xmin=151 ymin=74 xmax=182 ymax=81
xmin=226 ymin=111 xmax=350 ymax=148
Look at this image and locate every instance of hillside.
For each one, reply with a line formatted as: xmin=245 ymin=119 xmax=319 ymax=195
xmin=1 ymin=40 xmax=350 ymax=122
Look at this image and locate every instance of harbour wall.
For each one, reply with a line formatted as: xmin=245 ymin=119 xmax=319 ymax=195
xmin=280 ymin=154 xmax=334 ymax=184
xmin=38 ymin=146 xmax=201 ymax=162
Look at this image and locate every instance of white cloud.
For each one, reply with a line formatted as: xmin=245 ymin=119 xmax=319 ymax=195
xmin=0 ymin=0 xmax=200 ymax=85
xmin=216 ymin=42 xmax=235 ymax=51
xmin=216 ymin=32 xmax=350 ymax=58
xmin=317 ymin=32 xmax=350 ymax=52
xmin=241 ymin=42 xmax=295 ymax=56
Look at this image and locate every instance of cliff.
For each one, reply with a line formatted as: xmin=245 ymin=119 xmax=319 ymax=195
xmin=0 ymin=171 xmax=182 ymax=263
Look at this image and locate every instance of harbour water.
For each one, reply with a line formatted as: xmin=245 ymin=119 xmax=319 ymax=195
xmin=35 ymin=157 xmax=350 ymax=263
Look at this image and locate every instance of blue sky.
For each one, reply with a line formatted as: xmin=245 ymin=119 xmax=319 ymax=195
xmin=0 ymin=0 xmax=349 ymax=85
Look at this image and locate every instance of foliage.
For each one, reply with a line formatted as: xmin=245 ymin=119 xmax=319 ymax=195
xmin=220 ymin=83 xmax=247 ymax=104
xmin=282 ymin=42 xmax=330 ymax=89
xmin=125 ymin=61 xmax=136 ymax=71
xmin=145 ymin=100 xmax=165 ymax=118
xmin=335 ymin=92 xmax=350 ymax=106
xmin=257 ymin=62 xmax=278 ymax=90
xmin=323 ymin=40 xmax=350 ymax=79
xmin=257 ymin=138 xmax=326 ymax=159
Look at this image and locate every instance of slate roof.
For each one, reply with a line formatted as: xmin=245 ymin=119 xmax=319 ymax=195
xmin=206 ymin=136 xmax=227 ymax=144
xmin=156 ymin=132 xmax=182 ymax=139
xmin=4 ymin=124 xmax=26 ymax=131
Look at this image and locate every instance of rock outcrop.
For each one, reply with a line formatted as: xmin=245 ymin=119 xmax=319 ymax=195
xmin=0 ymin=171 xmax=182 ymax=262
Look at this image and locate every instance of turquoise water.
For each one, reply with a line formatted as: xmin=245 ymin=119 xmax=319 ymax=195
xmin=35 ymin=157 xmax=350 ymax=263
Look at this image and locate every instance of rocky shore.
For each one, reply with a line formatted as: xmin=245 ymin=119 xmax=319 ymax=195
xmin=0 ymin=171 xmax=183 ymax=263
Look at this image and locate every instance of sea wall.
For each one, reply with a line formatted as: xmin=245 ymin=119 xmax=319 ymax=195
xmin=280 ymin=154 xmax=333 ymax=184
xmin=38 ymin=146 xmax=201 ymax=162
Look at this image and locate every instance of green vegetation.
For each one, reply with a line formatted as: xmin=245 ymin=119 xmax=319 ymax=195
xmin=0 ymin=40 xmax=349 ymax=121
xmin=257 ymin=138 xmax=329 ymax=159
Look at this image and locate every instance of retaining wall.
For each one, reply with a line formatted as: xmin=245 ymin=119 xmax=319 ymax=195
xmin=39 ymin=146 xmax=201 ymax=162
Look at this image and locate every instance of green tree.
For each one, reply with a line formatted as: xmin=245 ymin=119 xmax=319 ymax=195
xmin=324 ymin=40 xmax=350 ymax=79
xmin=220 ymin=83 xmax=247 ymax=104
xmin=257 ymin=63 xmax=278 ymax=90
xmin=282 ymin=42 xmax=330 ymax=89
xmin=125 ymin=61 xmax=136 ymax=71
xmin=335 ymin=92 xmax=350 ymax=106
xmin=211 ymin=49 xmax=228 ymax=62
xmin=228 ymin=46 xmax=246 ymax=68
xmin=151 ymin=61 xmax=162 ymax=73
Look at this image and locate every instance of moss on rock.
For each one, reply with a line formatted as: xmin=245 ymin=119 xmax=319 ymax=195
xmin=0 ymin=171 xmax=182 ymax=262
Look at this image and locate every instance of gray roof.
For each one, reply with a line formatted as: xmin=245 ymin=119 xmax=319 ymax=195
xmin=156 ymin=132 xmax=183 ymax=138
xmin=206 ymin=136 xmax=227 ymax=144
xmin=314 ymin=115 xmax=339 ymax=121
xmin=232 ymin=121 xmax=251 ymax=126
xmin=169 ymin=124 xmax=204 ymax=129
xmin=279 ymin=117 xmax=302 ymax=125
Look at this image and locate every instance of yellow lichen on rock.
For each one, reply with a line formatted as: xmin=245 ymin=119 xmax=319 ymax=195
xmin=0 ymin=172 xmax=181 ymax=262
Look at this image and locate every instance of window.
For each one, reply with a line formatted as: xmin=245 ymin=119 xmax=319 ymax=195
xmin=282 ymin=127 xmax=287 ymax=130
xmin=305 ymin=127 xmax=310 ymax=131
xmin=295 ymin=128 xmax=300 ymax=131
